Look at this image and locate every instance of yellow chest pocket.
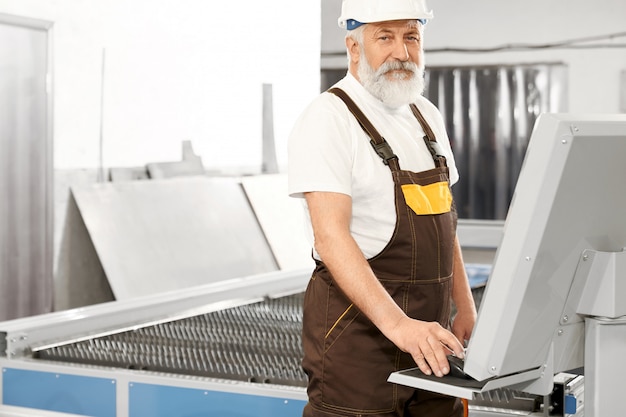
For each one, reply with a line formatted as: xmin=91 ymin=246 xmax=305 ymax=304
xmin=401 ymin=182 xmax=453 ymax=215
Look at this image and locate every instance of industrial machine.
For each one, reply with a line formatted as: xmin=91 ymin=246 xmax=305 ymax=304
xmin=1 ymin=269 xmax=311 ymax=417
xmin=1 ymin=266 xmax=584 ymax=417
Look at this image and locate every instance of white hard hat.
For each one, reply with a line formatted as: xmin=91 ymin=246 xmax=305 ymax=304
xmin=338 ymin=0 xmax=434 ymax=30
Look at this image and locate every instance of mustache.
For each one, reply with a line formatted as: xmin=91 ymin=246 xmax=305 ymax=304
xmin=376 ymin=61 xmax=420 ymax=78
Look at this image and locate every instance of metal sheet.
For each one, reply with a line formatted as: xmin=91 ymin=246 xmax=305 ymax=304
xmin=0 ymin=14 xmax=53 ymax=321
xmin=241 ymin=174 xmax=314 ymax=271
xmin=35 ymin=293 xmax=307 ymax=387
xmin=70 ymin=177 xmax=278 ymax=300
xmin=55 ymin=192 xmax=114 ymax=311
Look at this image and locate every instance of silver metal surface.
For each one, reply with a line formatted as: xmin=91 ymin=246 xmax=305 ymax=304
xmin=34 ymin=293 xmax=307 ymax=387
xmin=470 ymin=388 xmax=538 ymax=414
xmin=576 ymin=250 xmax=626 ymax=318
xmin=1 ymin=268 xmax=310 ymax=358
xmin=241 ymin=174 xmax=314 ymax=271
xmin=0 ymin=13 xmax=54 ymax=321
xmin=67 ymin=176 xmax=279 ymax=301
xmin=457 ymin=219 xmax=504 ymax=250
xmin=585 ymin=317 xmax=626 ymax=417
xmin=54 ymin=193 xmax=114 ymax=310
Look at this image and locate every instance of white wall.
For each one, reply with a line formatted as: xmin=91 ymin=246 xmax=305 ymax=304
xmin=0 ymin=0 xmax=321 ymax=172
xmin=322 ymin=0 xmax=626 ymax=114
xmin=5 ymin=0 xmax=623 ymax=172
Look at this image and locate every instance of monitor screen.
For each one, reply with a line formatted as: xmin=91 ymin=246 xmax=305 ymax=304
xmin=463 ymin=113 xmax=626 ymax=383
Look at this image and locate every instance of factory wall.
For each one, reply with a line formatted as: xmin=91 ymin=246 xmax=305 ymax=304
xmin=7 ymin=0 xmax=623 ymax=178
xmin=0 ymin=0 xmax=321 ymax=173
xmin=0 ymin=0 xmax=321 ymax=289
xmin=322 ymin=0 xmax=626 ymax=115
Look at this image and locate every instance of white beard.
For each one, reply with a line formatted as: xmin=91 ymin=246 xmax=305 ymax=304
xmin=357 ymin=52 xmax=425 ymax=108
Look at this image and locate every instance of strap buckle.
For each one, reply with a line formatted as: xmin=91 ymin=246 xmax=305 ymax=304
xmin=370 ymin=139 xmax=398 ymax=165
xmin=423 ymin=136 xmax=448 ymax=166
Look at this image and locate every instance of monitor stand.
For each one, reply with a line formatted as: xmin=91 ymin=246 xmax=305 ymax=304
xmin=578 ymin=249 xmax=626 ymax=416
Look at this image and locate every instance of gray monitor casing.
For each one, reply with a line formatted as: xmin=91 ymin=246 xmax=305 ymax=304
xmin=463 ymin=113 xmax=626 ymax=382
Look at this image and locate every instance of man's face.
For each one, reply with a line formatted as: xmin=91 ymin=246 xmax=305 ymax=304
xmin=360 ymin=19 xmax=423 ymax=79
xmin=348 ymin=19 xmax=425 ymax=107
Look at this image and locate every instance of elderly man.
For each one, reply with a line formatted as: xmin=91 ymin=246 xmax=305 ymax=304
xmin=288 ymin=0 xmax=477 ymax=415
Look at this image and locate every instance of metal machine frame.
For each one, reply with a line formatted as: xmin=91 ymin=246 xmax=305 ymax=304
xmin=1 ymin=269 xmax=310 ymax=417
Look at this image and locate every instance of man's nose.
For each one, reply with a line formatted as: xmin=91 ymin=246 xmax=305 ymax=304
xmin=391 ymin=40 xmax=409 ymax=61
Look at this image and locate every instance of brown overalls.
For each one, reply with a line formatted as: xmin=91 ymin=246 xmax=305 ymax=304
xmin=301 ymin=88 xmax=463 ymax=417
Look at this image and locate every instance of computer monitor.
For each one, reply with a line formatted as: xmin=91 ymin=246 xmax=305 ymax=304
xmin=389 ymin=113 xmax=626 ymax=398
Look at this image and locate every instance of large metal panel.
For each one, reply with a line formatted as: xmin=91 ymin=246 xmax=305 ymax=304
xmin=65 ymin=177 xmax=278 ymax=301
xmin=241 ymin=174 xmax=314 ymax=271
xmin=0 ymin=14 xmax=53 ymax=321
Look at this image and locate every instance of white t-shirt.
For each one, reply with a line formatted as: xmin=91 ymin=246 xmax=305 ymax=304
xmin=288 ymin=73 xmax=458 ymax=259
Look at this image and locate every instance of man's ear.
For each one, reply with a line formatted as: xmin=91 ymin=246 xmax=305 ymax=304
xmin=346 ymin=36 xmax=360 ymax=66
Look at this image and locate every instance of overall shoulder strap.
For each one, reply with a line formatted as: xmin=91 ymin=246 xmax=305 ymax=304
xmin=409 ymin=103 xmax=447 ymax=168
xmin=328 ymin=87 xmax=400 ymax=171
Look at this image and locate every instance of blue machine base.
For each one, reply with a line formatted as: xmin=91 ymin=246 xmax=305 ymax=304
xmin=2 ymin=367 xmax=116 ymax=417
xmin=129 ymin=382 xmax=306 ymax=417
xmin=2 ymin=367 xmax=306 ymax=417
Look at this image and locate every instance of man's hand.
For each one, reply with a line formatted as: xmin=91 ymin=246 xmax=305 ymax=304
xmin=389 ymin=316 xmax=465 ymax=377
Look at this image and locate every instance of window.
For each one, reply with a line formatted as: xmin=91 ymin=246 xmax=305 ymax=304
xmin=321 ymin=63 xmax=568 ymax=220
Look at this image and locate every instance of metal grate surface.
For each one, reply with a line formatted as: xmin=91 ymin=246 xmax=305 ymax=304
xmin=34 ymin=293 xmax=307 ymax=387
xmin=31 ymin=287 xmax=541 ymax=413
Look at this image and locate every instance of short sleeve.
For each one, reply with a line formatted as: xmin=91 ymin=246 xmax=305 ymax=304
xmin=288 ymin=94 xmax=355 ymax=198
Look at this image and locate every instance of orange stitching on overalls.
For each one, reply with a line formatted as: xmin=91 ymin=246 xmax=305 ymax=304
xmin=409 ymin=172 xmax=446 ymax=183
xmin=325 ymin=304 xmax=354 ymax=339
xmin=321 ymin=278 xmax=330 ymax=403
xmin=320 ymin=402 xmax=392 ymax=415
